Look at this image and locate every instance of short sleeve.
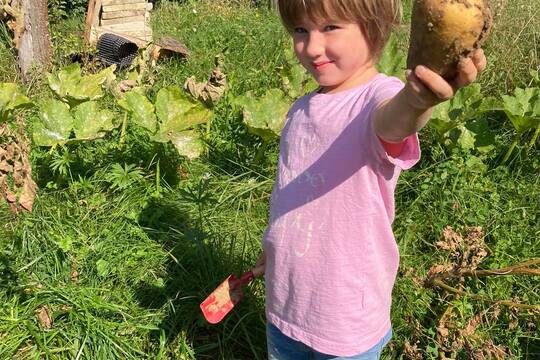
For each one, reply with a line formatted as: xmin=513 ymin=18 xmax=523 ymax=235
xmin=364 ymin=75 xmax=421 ymax=170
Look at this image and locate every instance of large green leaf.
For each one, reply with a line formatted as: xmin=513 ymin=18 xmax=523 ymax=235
xmin=155 ymin=87 xmax=212 ymax=134
xmin=152 ymin=87 xmax=212 ymax=159
xmin=72 ymin=101 xmax=117 ymax=140
xmin=70 ymin=66 xmax=116 ymax=102
xmin=0 ymin=83 xmax=32 ymax=121
xmin=430 ymin=101 xmax=457 ymax=137
xmin=280 ymin=44 xmax=317 ymax=99
xmin=47 ymin=64 xmax=116 ymax=105
xmin=478 ymin=96 xmax=504 ymax=113
xmin=376 ymin=34 xmax=406 ymax=79
xmin=33 ymin=99 xmax=74 ymax=146
xmin=118 ymin=91 xmax=156 ymax=133
xmin=153 ymin=129 xmax=205 ymax=160
xmin=235 ymin=89 xmax=290 ymax=142
xmin=429 ymin=84 xmax=496 ymax=152
xmin=430 ymin=84 xmax=483 ymax=137
xmin=47 ymin=63 xmax=81 ymax=99
xmin=455 ymin=118 xmax=496 ymax=152
xmin=501 ymin=87 xmax=540 ymax=134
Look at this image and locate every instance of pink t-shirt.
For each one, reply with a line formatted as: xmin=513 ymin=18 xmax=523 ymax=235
xmin=262 ymin=73 xmax=421 ymax=356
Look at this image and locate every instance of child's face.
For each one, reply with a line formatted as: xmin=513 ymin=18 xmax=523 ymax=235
xmin=292 ymin=17 xmax=376 ymax=94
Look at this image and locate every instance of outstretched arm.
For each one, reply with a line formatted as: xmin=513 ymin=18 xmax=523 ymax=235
xmin=374 ymin=49 xmax=487 ymax=143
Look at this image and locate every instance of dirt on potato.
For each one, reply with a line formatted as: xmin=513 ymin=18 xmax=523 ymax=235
xmin=407 ymin=0 xmax=492 ymax=79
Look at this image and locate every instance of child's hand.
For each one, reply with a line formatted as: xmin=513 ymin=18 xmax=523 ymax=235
xmin=404 ymin=49 xmax=487 ymax=110
xmin=252 ymin=251 xmax=266 ymax=278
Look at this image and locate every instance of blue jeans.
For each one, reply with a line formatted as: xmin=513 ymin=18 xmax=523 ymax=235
xmin=266 ymin=323 xmax=392 ymax=360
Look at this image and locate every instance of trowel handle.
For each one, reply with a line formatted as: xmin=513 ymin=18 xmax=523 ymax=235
xmin=230 ymin=271 xmax=254 ymax=290
xmin=238 ymin=271 xmax=254 ymax=284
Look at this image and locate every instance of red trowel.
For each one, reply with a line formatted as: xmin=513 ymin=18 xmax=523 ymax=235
xmin=200 ymin=271 xmax=255 ymax=324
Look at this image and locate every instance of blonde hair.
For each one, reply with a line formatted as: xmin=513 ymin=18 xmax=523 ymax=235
xmin=277 ymin=0 xmax=402 ymax=60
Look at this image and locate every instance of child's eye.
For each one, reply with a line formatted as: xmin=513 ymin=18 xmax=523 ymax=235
xmin=324 ymin=25 xmax=340 ymax=31
xmin=294 ymin=27 xmax=308 ymax=34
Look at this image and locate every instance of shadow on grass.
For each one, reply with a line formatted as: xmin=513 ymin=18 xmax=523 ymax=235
xmin=136 ymin=198 xmax=266 ymax=359
xmin=0 ymin=250 xmax=20 ymax=297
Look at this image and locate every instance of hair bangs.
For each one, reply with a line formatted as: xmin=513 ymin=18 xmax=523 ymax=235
xmin=278 ymin=0 xmax=357 ymax=33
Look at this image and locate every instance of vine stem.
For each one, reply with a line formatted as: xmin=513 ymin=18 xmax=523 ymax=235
xmin=527 ymin=122 xmax=540 ymax=150
xmin=430 ymin=279 xmax=540 ymax=311
xmin=119 ymin=112 xmax=128 ymax=144
xmin=438 ymin=258 xmax=540 ymax=280
xmin=500 ymin=135 xmax=519 ymax=165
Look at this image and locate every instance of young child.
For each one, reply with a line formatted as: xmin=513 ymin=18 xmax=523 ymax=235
xmin=250 ymin=0 xmax=487 ymax=359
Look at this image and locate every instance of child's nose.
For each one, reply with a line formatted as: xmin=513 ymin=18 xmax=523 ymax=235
xmin=305 ymin=32 xmax=325 ymax=58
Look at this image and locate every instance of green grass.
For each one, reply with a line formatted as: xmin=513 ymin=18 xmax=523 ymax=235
xmin=481 ymin=0 xmax=540 ymax=94
xmin=0 ymin=0 xmax=539 ymax=359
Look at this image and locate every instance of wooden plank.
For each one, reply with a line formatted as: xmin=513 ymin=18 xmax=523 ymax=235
xmin=84 ymin=0 xmax=103 ymax=44
xmin=101 ymin=22 xmax=149 ymax=32
xmin=102 ymin=0 xmax=145 ymax=5
xmin=101 ymin=9 xmax=145 ymax=19
xmin=93 ymin=0 xmax=102 ymax=27
xmin=84 ymin=0 xmax=97 ymax=44
xmin=102 ymin=3 xmax=146 ymax=12
xmin=101 ymin=15 xmax=145 ymax=26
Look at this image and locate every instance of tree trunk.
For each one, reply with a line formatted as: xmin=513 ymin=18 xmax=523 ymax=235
xmin=18 ymin=0 xmax=52 ymax=80
xmin=269 ymin=0 xmax=278 ymax=10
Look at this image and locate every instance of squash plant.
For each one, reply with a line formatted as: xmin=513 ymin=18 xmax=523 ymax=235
xmin=33 ymin=63 xmax=213 ymax=160
xmin=118 ymin=87 xmax=213 ymax=160
xmin=498 ymin=87 xmax=540 ymax=163
xmin=234 ymin=88 xmax=290 ymax=163
xmin=33 ymin=63 xmax=118 ymax=146
xmin=429 ymin=83 xmax=496 ymax=153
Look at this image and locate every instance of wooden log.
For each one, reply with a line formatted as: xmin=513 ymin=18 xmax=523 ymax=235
xmin=18 ymin=0 xmax=52 ymax=80
xmin=102 ymin=3 xmax=147 ymax=12
xmin=101 ymin=15 xmax=145 ymax=26
xmin=101 ymin=9 xmax=145 ymax=19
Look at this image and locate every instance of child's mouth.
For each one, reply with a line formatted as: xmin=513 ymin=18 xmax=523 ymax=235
xmin=313 ymin=61 xmax=333 ymax=70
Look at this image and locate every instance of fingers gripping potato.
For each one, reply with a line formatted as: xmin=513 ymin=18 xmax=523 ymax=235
xmin=407 ymin=0 xmax=492 ymax=79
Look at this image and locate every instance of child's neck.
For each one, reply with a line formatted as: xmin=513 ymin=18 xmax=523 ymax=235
xmin=319 ymin=66 xmax=379 ymax=94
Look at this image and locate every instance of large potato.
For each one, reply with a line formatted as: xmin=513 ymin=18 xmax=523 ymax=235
xmin=407 ymin=0 xmax=492 ymax=79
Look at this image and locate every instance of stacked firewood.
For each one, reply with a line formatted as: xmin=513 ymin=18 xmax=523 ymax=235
xmin=87 ymin=0 xmax=153 ymax=47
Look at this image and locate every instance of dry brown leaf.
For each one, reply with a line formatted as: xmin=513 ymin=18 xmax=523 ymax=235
xmin=427 ymin=264 xmax=454 ymax=278
xmin=0 ymin=160 xmax=12 ymax=172
xmin=473 ymin=339 xmax=510 ymax=360
xmin=508 ymin=318 xmax=518 ymax=330
xmin=184 ymin=59 xmax=227 ymax=107
xmin=463 ymin=313 xmax=482 ymax=336
xmin=437 ymin=325 xmax=450 ymax=337
xmin=36 ymin=305 xmax=53 ymax=329
xmin=0 ymin=120 xmax=37 ymax=213
xmin=70 ymin=262 xmax=80 ymax=283
xmin=19 ymin=178 xmax=37 ymax=211
xmin=403 ymin=340 xmax=423 ymax=360
xmin=437 ymin=226 xmax=462 ymax=253
xmin=118 ymin=79 xmax=137 ymax=93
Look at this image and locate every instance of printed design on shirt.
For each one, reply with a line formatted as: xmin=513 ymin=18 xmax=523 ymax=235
xmin=280 ymin=121 xmax=322 ymax=187
xmin=268 ymin=193 xmax=329 ymax=258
